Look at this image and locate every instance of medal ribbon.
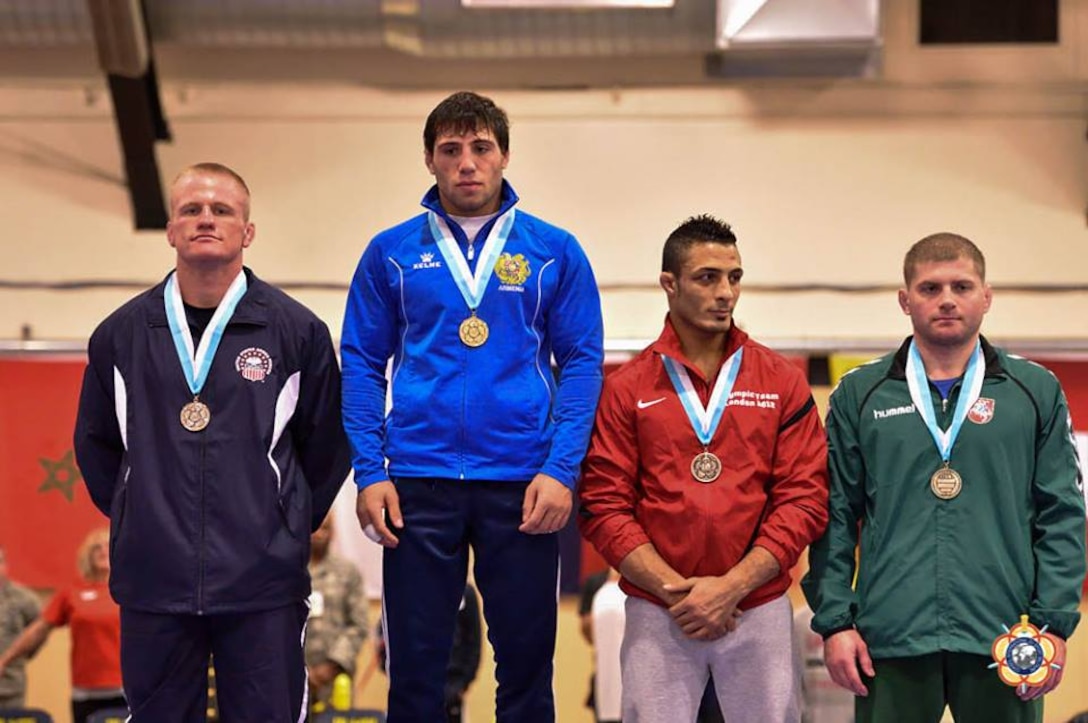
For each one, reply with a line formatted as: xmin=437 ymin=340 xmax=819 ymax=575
xmin=661 ymin=348 xmax=743 ymax=446
xmin=905 ymin=339 xmax=984 ymax=463
xmin=164 ymin=270 xmax=248 ymax=396
xmin=428 ymin=208 xmax=516 ymax=311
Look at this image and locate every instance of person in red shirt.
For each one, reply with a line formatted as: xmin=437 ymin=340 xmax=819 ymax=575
xmin=0 ymin=528 xmax=124 ymax=722
xmin=578 ymin=214 xmax=829 ymax=723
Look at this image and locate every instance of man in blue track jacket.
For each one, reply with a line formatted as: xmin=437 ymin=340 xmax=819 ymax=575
xmin=341 ymin=91 xmax=604 ymax=722
xmin=74 ymin=162 xmax=352 ymax=722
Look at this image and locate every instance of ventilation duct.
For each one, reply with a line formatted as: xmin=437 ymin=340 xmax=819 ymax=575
xmin=709 ymin=0 xmax=881 ymax=78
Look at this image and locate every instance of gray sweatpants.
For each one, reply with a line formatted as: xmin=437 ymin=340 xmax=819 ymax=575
xmin=621 ymin=594 xmax=801 ymax=723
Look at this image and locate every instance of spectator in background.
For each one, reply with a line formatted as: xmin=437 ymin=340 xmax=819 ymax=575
xmin=306 ymin=514 xmax=368 ymax=708
xmin=0 ymin=544 xmax=41 ymax=709
xmin=0 ymin=528 xmax=124 ymax=722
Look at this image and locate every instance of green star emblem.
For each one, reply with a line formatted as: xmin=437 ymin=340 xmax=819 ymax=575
xmin=38 ymin=449 xmax=83 ymax=502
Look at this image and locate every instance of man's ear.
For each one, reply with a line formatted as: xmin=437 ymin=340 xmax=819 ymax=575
xmin=660 ymin=271 xmax=678 ymax=297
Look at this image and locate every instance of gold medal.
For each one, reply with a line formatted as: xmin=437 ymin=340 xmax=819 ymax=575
xmin=180 ymin=398 xmax=211 ymax=432
xmin=691 ymin=451 xmax=722 ymax=484
xmin=459 ymin=314 xmax=489 ymax=348
xmin=930 ymin=464 xmax=962 ymax=500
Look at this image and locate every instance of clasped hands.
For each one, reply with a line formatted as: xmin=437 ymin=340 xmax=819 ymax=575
xmin=662 ymin=575 xmax=745 ymax=641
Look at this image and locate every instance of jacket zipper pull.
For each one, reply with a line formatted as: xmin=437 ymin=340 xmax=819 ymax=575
xmin=467 ymin=242 xmax=475 ymax=262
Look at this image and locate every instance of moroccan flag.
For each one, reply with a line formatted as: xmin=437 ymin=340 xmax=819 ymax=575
xmin=0 ymin=356 xmax=106 ymax=590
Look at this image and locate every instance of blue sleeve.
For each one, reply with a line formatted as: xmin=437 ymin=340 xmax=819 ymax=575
xmin=73 ymin=325 xmax=124 ymax=517
xmin=341 ymin=237 xmax=400 ymax=489
xmin=539 ymin=234 xmax=604 ymax=489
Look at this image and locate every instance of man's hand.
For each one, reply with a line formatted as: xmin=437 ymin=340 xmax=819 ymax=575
xmin=1018 ymin=635 xmax=1066 ymax=701
xmin=824 ymin=629 xmax=875 ymax=696
xmin=519 ymin=473 xmax=572 ymax=534
xmin=663 ymin=576 xmax=744 ymax=641
xmin=308 ymin=661 xmax=343 ymax=689
xmin=356 ymin=482 xmax=402 ymax=547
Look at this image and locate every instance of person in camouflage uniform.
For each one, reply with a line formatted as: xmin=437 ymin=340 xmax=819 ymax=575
xmin=0 ymin=544 xmax=41 ymax=709
xmin=306 ymin=515 xmax=368 ymax=706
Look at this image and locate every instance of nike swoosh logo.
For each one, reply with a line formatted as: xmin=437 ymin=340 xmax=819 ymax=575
xmin=637 ymin=397 xmax=667 ymax=410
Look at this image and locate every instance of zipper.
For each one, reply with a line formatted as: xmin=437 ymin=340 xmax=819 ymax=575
xmin=459 ymin=334 xmax=467 ymax=480
xmin=198 ymin=426 xmax=207 ymax=615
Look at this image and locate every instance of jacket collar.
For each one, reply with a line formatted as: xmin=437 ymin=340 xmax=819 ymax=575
xmin=649 ymin=314 xmax=749 ymax=383
xmin=144 ymin=266 xmax=271 ymax=327
xmin=888 ymin=334 xmax=1003 ymax=380
xmin=420 ymin=180 xmax=520 ymax=245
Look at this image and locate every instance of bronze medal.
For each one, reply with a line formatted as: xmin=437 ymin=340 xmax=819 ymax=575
xmin=459 ymin=314 xmax=489 ymax=348
xmin=930 ymin=465 xmax=962 ymax=500
xmin=180 ymin=398 xmax=211 ymax=432
xmin=691 ymin=451 xmax=722 ymax=484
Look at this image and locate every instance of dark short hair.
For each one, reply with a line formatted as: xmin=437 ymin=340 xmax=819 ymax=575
xmin=424 ymin=91 xmax=510 ymax=154
xmin=662 ymin=214 xmax=738 ymax=275
xmin=903 ymin=232 xmax=985 ymax=285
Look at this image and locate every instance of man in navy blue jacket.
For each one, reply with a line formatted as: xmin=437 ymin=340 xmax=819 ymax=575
xmin=341 ymin=91 xmax=604 ymax=722
xmin=74 ymin=162 xmax=351 ymax=722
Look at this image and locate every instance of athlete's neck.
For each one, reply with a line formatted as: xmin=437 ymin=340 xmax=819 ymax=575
xmin=913 ymin=334 xmax=980 ymax=380
xmin=673 ymin=319 xmax=729 ymax=381
xmin=175 ymin=261 xmax=243 ymax=308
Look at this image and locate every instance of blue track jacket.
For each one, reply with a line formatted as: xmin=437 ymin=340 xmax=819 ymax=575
xmin=74 ymin=269 xmax=352 ymax=615
xmin=341 ymin=182 xmax=604 ymax=489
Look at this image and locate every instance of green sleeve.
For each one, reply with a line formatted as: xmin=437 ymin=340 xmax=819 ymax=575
xmin=1028 ymin=386 xmax=1086 ymax=639
xmin=802 ymin=381 xmax=867 ymax=637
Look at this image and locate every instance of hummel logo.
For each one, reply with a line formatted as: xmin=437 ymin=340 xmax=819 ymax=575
xmin=637 ymin=397 xmax=667 ymax=410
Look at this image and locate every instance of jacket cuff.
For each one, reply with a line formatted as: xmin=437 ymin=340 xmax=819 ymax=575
xmin=752 ymin=536 xmax=792 ymax=576
xmin=1028 ymin=606 xmax=1081 ymax=640
xmin=539 ymin=463 xmax=577 ymax=490
xmin=356 ymin=469 xmax=390 ymax=489
xmin=819 ymin=624 xmax=856 ymax=641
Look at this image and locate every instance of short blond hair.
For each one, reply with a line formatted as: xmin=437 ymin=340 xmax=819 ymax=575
xmin=170 ymin=162 xmax=252 ymax=220
xmin=76 ymin=527 xmax=110 ymax=581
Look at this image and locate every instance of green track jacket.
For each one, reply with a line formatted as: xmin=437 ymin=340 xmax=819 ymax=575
xmin=803 ymin=336 xmax=1086 ymax=658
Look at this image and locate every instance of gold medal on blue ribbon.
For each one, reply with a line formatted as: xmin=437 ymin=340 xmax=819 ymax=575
xmin=428 ymin=209 xmax=516 ymax=349
xmin=905 ymin=340 xmax=983 ymax=500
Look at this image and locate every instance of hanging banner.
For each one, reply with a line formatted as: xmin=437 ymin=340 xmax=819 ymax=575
xmin=0 ymin=356 xmax=105 ymax=590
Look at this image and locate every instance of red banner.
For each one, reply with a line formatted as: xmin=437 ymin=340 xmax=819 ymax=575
xmin=0 ymin=356 xmax=106 ymax=590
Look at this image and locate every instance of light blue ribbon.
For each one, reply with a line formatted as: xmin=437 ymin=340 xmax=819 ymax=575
xmin=428 ymin=208 xmax=516 ymax=311
xmin=164 ymin=270 xmax=247 ymax=396
xmin=905 ymin=339 xmax=984 ymax=462
xmin=661 ymin=348 xmax=743 ymax=446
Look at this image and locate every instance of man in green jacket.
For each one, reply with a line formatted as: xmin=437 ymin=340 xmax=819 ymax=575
xmin=802 ymin=233 xmax=1086 ymax=723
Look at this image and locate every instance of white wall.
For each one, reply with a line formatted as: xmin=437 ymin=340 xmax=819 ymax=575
xmin=1 ymin=0 xmax=1087 ymax=348
xmin=1 ymin=83 xmax=1085 ymax=347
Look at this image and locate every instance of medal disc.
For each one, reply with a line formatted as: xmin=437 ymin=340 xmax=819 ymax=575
xmin=180 ymin=399 xmax=211 ymax=432
xmin=930 ymin=466 xmax=962 ymax=500
xmin=459 ymin=315 xmax=489 ymax=348
xmin=691 ymin=451 xmax=722 ymax=483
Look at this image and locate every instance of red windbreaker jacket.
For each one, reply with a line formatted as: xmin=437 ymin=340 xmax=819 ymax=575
xmin=578 ymin=319 xmax=829 ymax=609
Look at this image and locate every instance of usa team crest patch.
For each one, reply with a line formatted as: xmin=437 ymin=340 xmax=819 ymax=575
xmin=968 ymin=397 xmax=995 ymax=424
xmin=236 ymin=347 xmax=273 ymax=382
xmin=494 ymin=253 xmax=531 ymax=286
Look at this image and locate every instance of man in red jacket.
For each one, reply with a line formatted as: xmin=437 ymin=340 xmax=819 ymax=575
xmin=578 ymin=214 xmax=829 ymax=723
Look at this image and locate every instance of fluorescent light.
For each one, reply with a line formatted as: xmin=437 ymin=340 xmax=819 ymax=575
xmin=463 ymin=0 xmax=674 ymax=8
